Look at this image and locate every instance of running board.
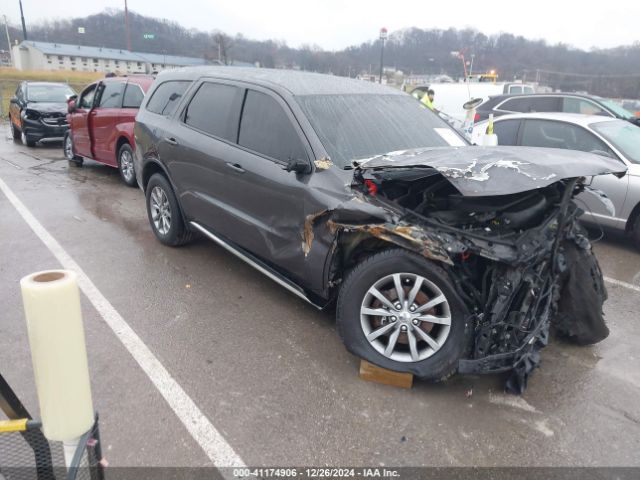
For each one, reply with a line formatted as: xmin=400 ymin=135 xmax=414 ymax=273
xmin=190 ymin=222 xmax=323 ymax=309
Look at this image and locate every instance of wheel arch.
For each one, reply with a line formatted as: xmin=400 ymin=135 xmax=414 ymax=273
xmin=115 ymin=135 xmax=132 ymax=162
xmin=325 ymin=229 xmax=452 ymax=300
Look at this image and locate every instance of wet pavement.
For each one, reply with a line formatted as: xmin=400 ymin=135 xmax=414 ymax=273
xmin=1 ymin=126 xmax=639 ymax=468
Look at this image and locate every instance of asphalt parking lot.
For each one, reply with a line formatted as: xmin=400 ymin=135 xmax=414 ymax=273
xmin=1 ymin=124 xmax=639 ymax=470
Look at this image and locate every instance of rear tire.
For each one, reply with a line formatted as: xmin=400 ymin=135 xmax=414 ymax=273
xmin=64 ymin=132 xmax=83 ymax=166
xmin=145 ymin=173 xmax=192 ymax=247
xmin=336 ymin=248 xmax=471 ymax=381
xmin=117 ymin=143 xmax=137 ymax=187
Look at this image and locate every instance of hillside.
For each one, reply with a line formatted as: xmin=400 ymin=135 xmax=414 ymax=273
xmin=2 ymin=9 xmax=639 ymax=97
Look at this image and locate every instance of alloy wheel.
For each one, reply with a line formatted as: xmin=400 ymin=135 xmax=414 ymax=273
xmin=64 ymin=135 xmax=74 ymax=159
xmin=360 ymin=272 xmax=451 ymax=362
xmin=150 ymin=186 xmax=172 ymax=235
xmin=120 ymin=149 xmax=134 ymax=181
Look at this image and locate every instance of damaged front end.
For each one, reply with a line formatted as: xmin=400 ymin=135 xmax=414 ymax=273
xmin=315 ymin=147 xmax=626 ymax=393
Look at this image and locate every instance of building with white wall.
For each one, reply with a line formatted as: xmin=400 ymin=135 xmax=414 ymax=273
xmin=11 ymin=41 xmax=212 ymax=73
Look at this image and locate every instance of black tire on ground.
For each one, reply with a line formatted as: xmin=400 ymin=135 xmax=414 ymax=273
xmin=145 ymin=173 xmax=192 ymax=247
xmin=10 ymin=118 xmax=21 ymax=140
xmin=21 ymin=131 xmax=36 ymax=147
xmin=117 ymin=143 xmax=137 ymax=187
xmin=63 ymin=132 xmax=83 ymax=166
xmin=336 ymin=248 xmax=471 ymax=382
xmin=631 ymin=214 xmax=640 ymax=251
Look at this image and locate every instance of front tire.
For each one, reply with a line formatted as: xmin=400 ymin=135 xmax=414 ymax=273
xmin=10 ymin=118 xmax=21 ymax=140
xmin=117 ymin=143 xmax=137 ymax=187
xmin=631 ymin=214 xmax=640 ymax=251
xmin=145 ymin=173 xmax=192 ymax=247
xmin=21 ymin=130 xmax=36 ymax=147
xmin=337 ymin=249 xmax=471 ymax=381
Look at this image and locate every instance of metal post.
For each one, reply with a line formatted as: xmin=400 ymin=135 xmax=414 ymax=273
xmin=379 ymin=40 xmax=384 ymax=83
xmin=19 ymin=0 xmax=28 ymax=40
xmin=378 ymin=27 xmax=387 ymax=84
xmin=4 ymin=15 xmax=13 ymax=66
xmin=124 ymin=0 xmax=131 ymax=51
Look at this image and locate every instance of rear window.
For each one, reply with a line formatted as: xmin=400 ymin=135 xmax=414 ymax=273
xmin=122 ymin=83 xmax=145 ymax=108
xmin=146 ymin=81 xmax=190 ymax=116
xmin=238 ymin=90 xmax=308 ymax=163
xmin=184 ymin=82 xmax=242 ymax=142
xmin=501 ymin=96 xmax=560 ymax=113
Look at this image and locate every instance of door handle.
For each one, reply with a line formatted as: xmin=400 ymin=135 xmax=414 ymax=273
xmin=165 ymin=137 xmax=178 ymax=146
xmin=225 ymin=162 xmax=245 ymax=173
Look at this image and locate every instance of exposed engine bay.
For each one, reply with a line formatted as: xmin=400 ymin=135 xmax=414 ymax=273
xmin=329 ymin=157 xmax=613 ymax=393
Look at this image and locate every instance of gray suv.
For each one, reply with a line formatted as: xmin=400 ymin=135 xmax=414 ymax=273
xmin=133 ymin=67 xmax=625 ymax=393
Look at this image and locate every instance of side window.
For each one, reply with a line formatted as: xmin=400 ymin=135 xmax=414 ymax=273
xmin=499 ymin=97 xmax=534 ymax=113
xmin=563 ymin=98 xmax=607 ymax=116
xmin=493 ymin=119 xmax=520 ymax=146
xmin=97 ymin=82 xmax=123 ymax=108
xmin=523 ymin=86 xmax=535 ymax=94
xmin=184 ymin=82 xmax=242 ymax=142
xmin=509 ymin=86 xmax=523 ymax=94
xmin=521 ymin=119 xmax=612 ymax=154
xmin=146 ymin=81 xmax=191 ymax=116
xmin=528 ymin=97 xmax=562 ymax=112
xmin=122 ymin=83 xmax=145 ymax=108
xmin=238 ymin=90 xmax=308 ymax=163
xmin=79 ymin=84 xmax=97 ymax=109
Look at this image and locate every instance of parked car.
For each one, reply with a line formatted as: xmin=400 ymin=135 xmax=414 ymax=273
xmin=411 ymin=81 xmax=535 ymax=124
xmin=472 ymin=112 xmax=640 ymax=247
xmin=476 ymin=92 xmax=640 ymax=126
xmin=64 ymin=75 xmax=154 ymax=186
xmin=134 ymin=67 xmax=625 ymax=392
xmin=9 ymin=81 xmax=76 ymax=147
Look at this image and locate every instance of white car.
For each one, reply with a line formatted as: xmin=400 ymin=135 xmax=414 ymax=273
xmin=472 ymin=112 xmax=640 ymax=247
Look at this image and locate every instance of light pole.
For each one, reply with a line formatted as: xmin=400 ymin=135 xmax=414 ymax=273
xmin=379 ymin=27 xmax=387 ymax=84
xmin=18 ymin=0 xmax=28 ymax=40
xmin=469 ymin=53 xmax=475 ymax=79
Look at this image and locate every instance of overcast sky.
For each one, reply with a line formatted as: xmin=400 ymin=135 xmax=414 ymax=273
xmin=3 ymin=0 xmax=639 ymax=51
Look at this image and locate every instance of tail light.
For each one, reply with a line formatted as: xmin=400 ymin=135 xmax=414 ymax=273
xmin=474 ymin=112 xmax=480 ymax=122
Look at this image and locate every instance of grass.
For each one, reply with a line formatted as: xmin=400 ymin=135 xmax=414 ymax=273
xmin=0 ymin=68 xmax=103 ymax=117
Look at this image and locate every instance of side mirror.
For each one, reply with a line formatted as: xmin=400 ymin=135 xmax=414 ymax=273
xmin=10 ymin=97 xmax=19 ymax=105
xmin=67 ymin=96 xmax=78 ymax=113
xmin=285 ymin=157 xmax=311 ymax=174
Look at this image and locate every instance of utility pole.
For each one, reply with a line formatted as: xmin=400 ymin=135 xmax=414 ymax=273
xmin=4 ymin=15 xmax=13 ymax=66
xmin=378 ymin=27 xmax=387 ymax=84
xmin=124 ymin=0 xmax=131 ymax=51
xmin=18 ymin=0 xmax=27 ymax=40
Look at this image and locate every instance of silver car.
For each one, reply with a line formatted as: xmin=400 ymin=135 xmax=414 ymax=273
xmin=472 ymin=112 xmax=640 ymax=248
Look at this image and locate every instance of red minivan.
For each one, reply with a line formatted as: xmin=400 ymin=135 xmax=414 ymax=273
xmin=65 ymin=75 xmax=154 ymax=186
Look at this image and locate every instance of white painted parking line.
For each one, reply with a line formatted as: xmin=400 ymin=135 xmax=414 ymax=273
xmin=604 ymin=276 xmax=640 ymax=294
xmin=0 ymin=176 xmax=246 ymax=473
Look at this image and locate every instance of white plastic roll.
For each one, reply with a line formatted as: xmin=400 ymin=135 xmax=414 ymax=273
xmin=20 ymin=270 xmax=94 ymax=442
xmin=482 ymin=134 xmax=499 ymax=146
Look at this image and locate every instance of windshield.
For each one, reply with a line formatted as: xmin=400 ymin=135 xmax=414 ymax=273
xmin=590 ymin=120 xmax=640 ymax=164
xmin=599 ymin=98 xmax=635 ymax=120
xmin=27 ymin=84 xmax=75 ymax=103
xmin=295 ymin=94 xmax=467 ymax=168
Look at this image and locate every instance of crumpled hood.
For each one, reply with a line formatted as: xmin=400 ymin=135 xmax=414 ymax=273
xmin=356 ymin=146 xmax=627 ymax=196
xmin=26 ymin=102 xmax=67 ymax=114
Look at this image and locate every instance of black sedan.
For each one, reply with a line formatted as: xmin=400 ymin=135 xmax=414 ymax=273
xmin=133 ymin=67 xmax=626 ymax=393
xmin=9 ymin=81 xmax=76 ymax=147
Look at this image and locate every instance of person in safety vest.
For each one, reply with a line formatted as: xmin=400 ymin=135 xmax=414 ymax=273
xmin=420 ymin=88 xmax=437 ymax=112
